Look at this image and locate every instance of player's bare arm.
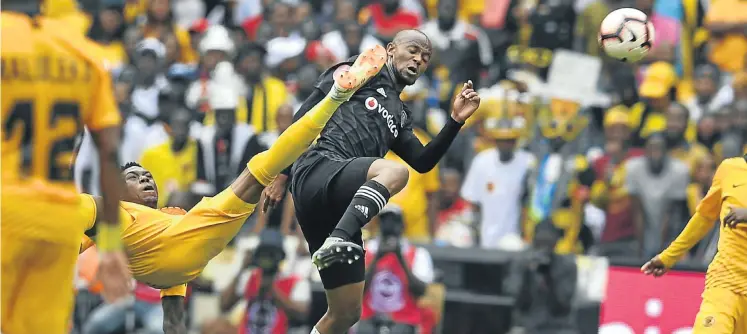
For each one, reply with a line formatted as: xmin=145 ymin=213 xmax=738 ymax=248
xmin=89 ymin=125 xmax=131 ymax=302
xmin=162 ymin=296 xmax=187 ymax=334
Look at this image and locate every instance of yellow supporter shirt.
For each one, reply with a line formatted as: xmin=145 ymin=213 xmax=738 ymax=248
xmin=386 ymin=129 xmax=440 ymax=242
xmin=660 ymin=157 xmax=747 ymax=295
xmin=139 ymin=139 xmax=198 ymax=208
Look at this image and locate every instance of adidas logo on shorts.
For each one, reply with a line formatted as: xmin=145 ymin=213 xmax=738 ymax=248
xmin=355 ymin=205 xmax=369 ymax=218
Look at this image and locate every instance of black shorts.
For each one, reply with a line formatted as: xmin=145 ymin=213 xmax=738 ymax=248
xmin=290 ymin=151 xmax=377 ymax=290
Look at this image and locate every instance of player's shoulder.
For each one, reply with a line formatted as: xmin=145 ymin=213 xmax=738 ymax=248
xmin=37 ymin=17 xmax=109 ymax=71
xmin=718 ymin=157 xmax=746 ymax=174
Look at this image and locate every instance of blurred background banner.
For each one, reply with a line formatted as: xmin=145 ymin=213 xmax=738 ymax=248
xmin=599 ymin=267 xmax=703 ymax=333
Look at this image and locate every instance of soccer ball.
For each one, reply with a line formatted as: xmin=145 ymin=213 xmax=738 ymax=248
xmin=598 ymin=8 xmax=655 ymax=63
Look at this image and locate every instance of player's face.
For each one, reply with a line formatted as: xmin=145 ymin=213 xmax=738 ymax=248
xmin=388 ymin=36 xmax=432 ymax=86
xmin=123 ymin=166 xmax=159 ymax=208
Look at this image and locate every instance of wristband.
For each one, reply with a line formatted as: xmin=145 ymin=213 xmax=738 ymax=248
xmin=97 ymin=223 xmax=123 ymax=252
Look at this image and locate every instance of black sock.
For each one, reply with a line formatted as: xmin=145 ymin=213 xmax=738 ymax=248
xmin=330 ymin=180 xmax=390 ymax=240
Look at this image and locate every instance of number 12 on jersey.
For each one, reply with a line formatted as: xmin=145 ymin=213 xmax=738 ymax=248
xmin=3 ymin=101 xmax=82 ymax=181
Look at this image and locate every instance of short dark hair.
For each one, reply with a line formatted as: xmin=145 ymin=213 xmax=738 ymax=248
xmin=121 ymin=162 xmax=143 ymax=171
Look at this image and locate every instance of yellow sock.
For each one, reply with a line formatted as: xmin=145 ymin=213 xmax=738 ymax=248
xmin=248 ymin=94 xmax=343 ymax=186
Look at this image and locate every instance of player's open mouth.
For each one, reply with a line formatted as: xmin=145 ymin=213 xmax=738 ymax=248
xmin=405 ymin=66 xmax=418 ymax=76
xmin=142 ymin=185 xmax=155 ymax=192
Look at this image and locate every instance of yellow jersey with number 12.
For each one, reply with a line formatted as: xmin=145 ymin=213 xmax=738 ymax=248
xmin=1 ymin=12 xmax=121 ymax=245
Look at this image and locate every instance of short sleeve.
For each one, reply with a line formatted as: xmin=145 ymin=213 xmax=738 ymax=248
xmin=160 ymin=284 xmax=187 ymax=297
xmin=696 ymin=160 xmax=727 ymax=221
xmin=85 ymin=62 xmax=121 ymax=131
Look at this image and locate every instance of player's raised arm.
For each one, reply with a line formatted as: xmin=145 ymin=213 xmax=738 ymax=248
xmin=642 ymin=159 xmax=726 ymax=276
xmin=86 ymin=55 xmax=132 ymax=302
xmin=391 ymin=81 xmax=480 ymax=173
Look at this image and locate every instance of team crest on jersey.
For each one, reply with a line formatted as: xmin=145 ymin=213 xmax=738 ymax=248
xmin=704 ymin=316 xmax=714 ymax=327
xmin=400 ymin=110 xmax=407 ymax=127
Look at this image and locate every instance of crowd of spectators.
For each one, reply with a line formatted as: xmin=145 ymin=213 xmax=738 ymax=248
xmin=63 ymin=0 xmax=747 ymax=332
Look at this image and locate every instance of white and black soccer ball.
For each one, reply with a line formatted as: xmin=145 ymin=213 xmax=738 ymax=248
xmin=598 ymin=8 xmax=655 ymax=63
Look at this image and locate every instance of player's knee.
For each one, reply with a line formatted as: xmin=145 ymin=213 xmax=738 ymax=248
xmin=374 ymin=161 xmax=409 ymax=194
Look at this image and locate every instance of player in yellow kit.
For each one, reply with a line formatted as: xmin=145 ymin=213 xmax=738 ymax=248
xmin=79 ymin=45 xmax=388 ymax=331
xmin=642 ymin=156 xmax=747 ymax=333
xmin=1 ymin=2 xmax=131 ymax=334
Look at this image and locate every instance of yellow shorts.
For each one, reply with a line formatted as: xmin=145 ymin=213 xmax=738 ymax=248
xmin=1 ymin=193 xmax=96 ymax=334
xmin=1 ymin=236 xmax=79 ymax=334
xmin=693 ymin=287 xmax=747 ymax=334
xmin=136 ymin=188 xmax=256 ymax=289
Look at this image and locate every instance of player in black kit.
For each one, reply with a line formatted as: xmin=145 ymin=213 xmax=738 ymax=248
xmin=263 ymin=29 xmax=481 ymax=334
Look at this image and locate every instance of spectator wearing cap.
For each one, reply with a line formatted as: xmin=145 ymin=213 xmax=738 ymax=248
xmin=630 ymin=61 xmax=696 ymax=147
xmin=461 ymin=115 xmax=533 ymax=249
xmin=220 ymin=229 xmax=311 ymax=334
xmin=193 ymin=77 xmax=267 ymax=196
xmin=419 ymin=0 xmax=492 ymax=89
xmin=140 ymin=0 xmax=198 ymax=64
xmin=384 ymin=126 xmax=441 ymax=243
xmin=87 ymin=1 xmax=127 ymax=72
xmin=626 ymin=133 xmax=689 ymax=258
xmin=234 ymin=44 xmax=288 ymax=133
xmin=122 ymin=38 xmax=171 ymax=162
xmin=590 ymin=107 xmax=645 ymax=257
xmin=358 ymin=0 xmax=423 ymax=43
xmin=185 ymin=26 xmax=249 ymax=125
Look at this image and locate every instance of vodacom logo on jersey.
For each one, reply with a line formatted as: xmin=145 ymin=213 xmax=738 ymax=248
xmin=365 ymin=97 xmax=399 ymax=138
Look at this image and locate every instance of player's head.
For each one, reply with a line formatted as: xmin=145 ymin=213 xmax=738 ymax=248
xmin=386 ymin=29 xmax=432 ymax=86
xmin=121 ymin=162 xmax=159 ymax=208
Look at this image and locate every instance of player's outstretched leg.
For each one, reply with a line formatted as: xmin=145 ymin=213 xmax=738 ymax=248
xmin=246 ymin=45 xmax=387 ymax=187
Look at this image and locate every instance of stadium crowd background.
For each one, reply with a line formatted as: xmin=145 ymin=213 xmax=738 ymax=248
xmin=58 ymin=0 xmax=747 ymax=332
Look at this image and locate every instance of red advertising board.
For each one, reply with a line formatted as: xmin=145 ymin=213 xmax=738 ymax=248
xmin=599 ymin=266 xmax=705 ymax=333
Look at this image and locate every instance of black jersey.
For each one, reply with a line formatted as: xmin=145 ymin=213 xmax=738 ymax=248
xmin=286 ymin=56 xmax=465 ymax=176
xmin=298 ymin=56 xmax=412 ymax=161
